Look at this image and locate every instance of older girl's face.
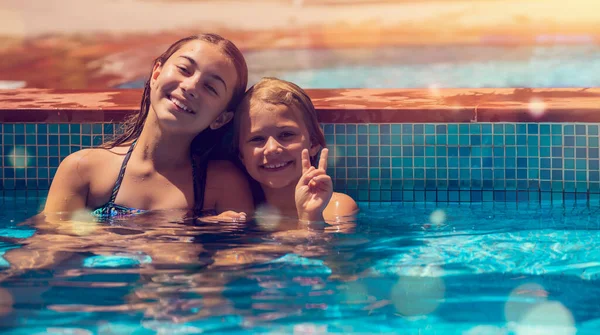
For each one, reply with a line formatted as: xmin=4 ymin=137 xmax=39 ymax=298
xmin=149 ymin=40 xmax=238 ymax=134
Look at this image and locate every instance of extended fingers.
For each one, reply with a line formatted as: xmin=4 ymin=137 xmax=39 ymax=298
xmin=307 ymin=172 xmax=332 ymax=190
xmin=303 ymin=167 xmax=326 ymax=181
xmin=318 ymin=148 xmax=328 ymax=171
xmin=299 ymin=166 xmax=316 ymax=185
xmin=301 ymin=149 xmax=311 ymax=174
xmin=224 ymin=210 xmax=246 ymax=218
xmin=197 ymin=211 xmax=247 ymax=223
xmin=220 ymin=211 xmax=247 ymax=222
xmin=309 ymin=174 xmax=332 ymax=188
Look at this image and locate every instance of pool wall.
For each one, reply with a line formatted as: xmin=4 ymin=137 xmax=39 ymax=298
xmin=2 ymin=88 xmax=600 ymax=204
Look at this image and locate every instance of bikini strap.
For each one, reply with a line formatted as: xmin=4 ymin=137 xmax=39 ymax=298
xmin=107 ymin=139 xmax=137 ymax=206
xmin=191 ymin=152 xmax=206 ymax=216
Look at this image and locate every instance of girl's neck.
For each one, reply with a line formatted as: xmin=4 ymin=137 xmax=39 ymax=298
xmin=262 ymin=182 xmax=298 ymax=219
xmin=134 ymin=113 xmax=196 ymax=170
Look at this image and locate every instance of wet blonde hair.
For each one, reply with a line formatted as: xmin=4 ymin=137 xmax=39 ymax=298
xmin=233 ymin=77 xmax=326 ymax=165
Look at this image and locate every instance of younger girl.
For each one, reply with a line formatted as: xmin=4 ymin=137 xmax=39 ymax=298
xmin=234 ymin=77 xmax=357 ymax=223
xmin=44 ymin=34 xmax=253 ymax=219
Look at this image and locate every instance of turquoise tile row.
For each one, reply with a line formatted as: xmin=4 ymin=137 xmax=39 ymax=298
xmin=2 ymin=122 xmax=600 ymax=204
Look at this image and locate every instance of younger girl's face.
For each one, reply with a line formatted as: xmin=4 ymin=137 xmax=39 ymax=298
xmin=238 ymin=102 xmax=319 ymax=190
xmin=149 ymin=40 xmax=239 ymax=134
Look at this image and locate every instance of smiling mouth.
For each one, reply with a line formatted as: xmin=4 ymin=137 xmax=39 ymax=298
xmin=261 ymin=161 xmax=293 ymax=171
xmin=168 ymin=95 xmax=194 ymax=114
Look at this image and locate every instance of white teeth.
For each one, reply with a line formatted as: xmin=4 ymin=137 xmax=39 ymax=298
xmin=264 ymin=162 xmax=288 ymax=169
xmin=170 ymin=97 xmax=192 ymax=113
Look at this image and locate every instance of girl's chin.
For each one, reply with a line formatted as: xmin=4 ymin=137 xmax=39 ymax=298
xmin=259 ymin=178 xmax=297 ymax=190
xmin=154 ymin=113 xmax=204 ymax=134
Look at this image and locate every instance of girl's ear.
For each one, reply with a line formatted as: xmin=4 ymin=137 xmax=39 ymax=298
xmin=150 ymin=62 xmax=162 ymax=86
xmin=209 ymin=111 xmax=234 ymax=130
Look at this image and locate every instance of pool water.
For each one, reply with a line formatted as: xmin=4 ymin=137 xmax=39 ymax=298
xmin=274 ymin=45 xmax=600 ymax=89
xmin=119 ymin=45 xmax=600 ymax=89
xmin=1 ymin=196 xmax=600 ymax=334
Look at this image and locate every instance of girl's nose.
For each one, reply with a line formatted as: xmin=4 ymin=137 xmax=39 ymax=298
xmin=181 ymin=77 xmax=200 ymax=99
xmin=264 ymin=137 xmax=282 ymax=155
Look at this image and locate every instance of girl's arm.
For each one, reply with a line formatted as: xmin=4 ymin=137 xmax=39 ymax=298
xmin=206 ymin=160 xmax=254 ymax=216
xmin=296 ymin=148 xmax=359 ymax=223
xmin=323 ymin=192 xmax=359 ymax=222
xmin=43 ymin=150 xmax=93 ymax=214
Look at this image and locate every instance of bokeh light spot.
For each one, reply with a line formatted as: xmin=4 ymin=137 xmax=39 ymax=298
xmin=514 ymin=301 xmax=575 ymax=335
xmin=391 ymin=274 xmax=445 ymax=316
xmin=429 ymin=209 xmax=447 ymax=227
xmin=528 ymin=98 xmax=546 ymax=118
xmin=254 ymin=204 xmax=283 ymax=231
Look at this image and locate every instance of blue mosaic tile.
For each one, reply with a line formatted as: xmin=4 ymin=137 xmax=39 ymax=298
xmin=347 ymin=124 xmax=357 ymax=134
xmin=59 ymin=124 xmax=69 ymax=134
xmin=2 ymin=122 xmax=600 ymax=204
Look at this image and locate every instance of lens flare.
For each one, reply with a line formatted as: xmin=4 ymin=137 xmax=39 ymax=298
xmin=514 ymin=301 xmax=575 ymax=335
xmin=66 ymin=210 xmax=98 ymax=236
xmin=429 ymin=209 xmax=447 ymax=227
xmin=504 ymin=283 xmax=548 ymax=324
xmin=528 ymin=98 xmax=546 ymax=118
xmin=332 ymin=145 xmax=345 ymax=168
xmin=343 ymin=281 xmax=371 ymax=305
xmin=391 ymin=274 xmax=445 ymax=316
xmin=7 ymin=146 xmax=33 ymax=168
xmin=254 ymin=204 xmax=282 ymax=231
xmin=428 ymin=83 xmax=441 ymax=97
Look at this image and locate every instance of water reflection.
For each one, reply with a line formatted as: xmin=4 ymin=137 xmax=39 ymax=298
xmin=0 ymin=209 xmax=358 ymax=328
xmin=2 ymin=204 xmax=600 ymax=333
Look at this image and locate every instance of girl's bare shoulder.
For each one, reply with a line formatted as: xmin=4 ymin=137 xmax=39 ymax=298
xmin=324 ymin=192 xmax=359 ymax=219
xmin=54 ymin=145 xmax=131 ymax=187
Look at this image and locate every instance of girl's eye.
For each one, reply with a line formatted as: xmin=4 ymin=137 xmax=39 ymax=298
xmin=205 ymin=84 xmax=218 ymax=95
xmin=280 ymin=132 xmax=295 ymax=139
xmin=249 ymin=136 xmax=264 ymax=143
xmin=177 ymin=66 xmax=190 ymax=75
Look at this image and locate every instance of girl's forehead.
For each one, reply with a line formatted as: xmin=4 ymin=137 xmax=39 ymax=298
xmin=169 ymin=41 xmax=230 ymax=66
xmin=248 ymin=102 xmax=304 ymax=124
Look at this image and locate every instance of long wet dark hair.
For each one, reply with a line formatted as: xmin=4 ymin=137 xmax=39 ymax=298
xmin=104 ymin=34 xmax=248 ymax=214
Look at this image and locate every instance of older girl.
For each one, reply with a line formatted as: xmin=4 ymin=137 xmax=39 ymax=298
xmin=44 ymin=34 xmax=253 ymax=220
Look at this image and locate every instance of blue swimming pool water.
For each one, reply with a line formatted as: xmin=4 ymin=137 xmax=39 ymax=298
xmin=118 ymin=45 xmax=600 ymax=89
xmin=275 ymin=45 xmax=600 ymax=89
xmin=1 ymin=196 xmax=600 ymax=334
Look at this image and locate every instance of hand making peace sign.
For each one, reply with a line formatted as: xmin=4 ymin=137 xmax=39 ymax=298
xmin=295 ymin=148 xmax=333 ymax=222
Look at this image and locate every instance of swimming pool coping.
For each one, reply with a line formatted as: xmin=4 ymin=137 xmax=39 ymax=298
xmin=2 ymin=87 xmax=600 ymax=123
